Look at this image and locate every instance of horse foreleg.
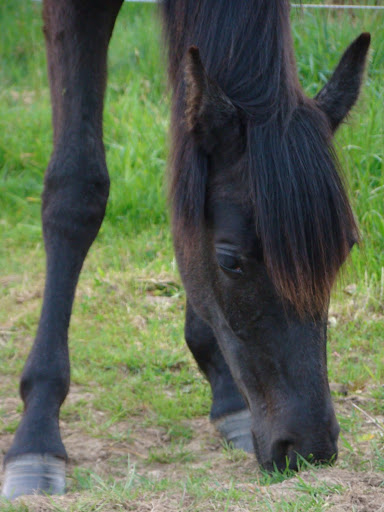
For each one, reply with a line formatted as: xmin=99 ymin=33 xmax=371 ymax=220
xmin=2 ymin=0 xmax=123 ymax=499
xmin=184 ymin=302 xmax=253 ymax=452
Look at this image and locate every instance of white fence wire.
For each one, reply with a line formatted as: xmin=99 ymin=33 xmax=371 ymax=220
xmin=292 ymin=3 xmax=384 ymax=8
xmin=30 ymin=0 xmax=384 ymax=9
xmin=130 ymin=1 xmax=384 ymax=9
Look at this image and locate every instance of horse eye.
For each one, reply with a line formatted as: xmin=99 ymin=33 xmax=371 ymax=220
xmin=216 ymin=251 xmax=243 ymax=277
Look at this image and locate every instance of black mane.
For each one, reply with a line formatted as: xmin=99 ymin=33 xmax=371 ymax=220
xmin=163 ymin=0 xmax=357 ymax=315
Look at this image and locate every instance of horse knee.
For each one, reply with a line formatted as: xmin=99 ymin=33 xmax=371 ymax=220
xmin=42 ymin=147 xmax=110 ymax=248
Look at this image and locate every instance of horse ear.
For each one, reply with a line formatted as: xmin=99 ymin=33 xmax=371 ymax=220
xmin=184 ymin=46 xmax=240 ymax=152
xmin=315 ymin=33 xmax=370 ymax=132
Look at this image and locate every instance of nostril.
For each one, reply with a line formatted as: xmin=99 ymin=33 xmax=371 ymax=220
xmin=271 ymin=438 xmax=296 ymax=470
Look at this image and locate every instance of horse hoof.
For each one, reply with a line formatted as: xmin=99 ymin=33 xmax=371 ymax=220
xmin=1 ymin=454 xmax=66 ymax=500
xmin=213 ymin=409 xmax=254 ymax=453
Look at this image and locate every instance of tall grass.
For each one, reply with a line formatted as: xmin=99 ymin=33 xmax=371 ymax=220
xmin=1 ymin=2 xmax=383 ymax=294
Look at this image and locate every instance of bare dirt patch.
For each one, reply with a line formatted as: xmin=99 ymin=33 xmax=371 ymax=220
xmin=1 ymin=385 xmax=384 ymax=511
xmin=1 ymin=410 xmax=384 ymax=511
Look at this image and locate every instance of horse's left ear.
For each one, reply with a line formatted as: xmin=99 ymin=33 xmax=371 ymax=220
xmin=184 ymin=46 xmax=241 ymax=152
xmin=316 ymin=33 xmax=370 ymax=132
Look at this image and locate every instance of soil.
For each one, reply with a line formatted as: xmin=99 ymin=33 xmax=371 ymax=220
xmin=1 ymin=396 xmax=384 ymax=512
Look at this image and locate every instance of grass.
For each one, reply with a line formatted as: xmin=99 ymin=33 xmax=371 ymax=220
xmin=0 ymin=1 xmax=384 ymax=511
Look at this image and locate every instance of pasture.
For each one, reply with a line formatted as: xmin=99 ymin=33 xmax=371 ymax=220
xmin=0 ymin=1 xmax=383 ymax=510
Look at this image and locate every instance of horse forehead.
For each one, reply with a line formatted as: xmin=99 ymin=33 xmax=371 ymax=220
xmin=209 ymin=200 xmax=245 ymax=222
xmin=207 ymin=200 xmax=256 ymax=245
xmin=208 ymin=161 xmax=251 ymax=204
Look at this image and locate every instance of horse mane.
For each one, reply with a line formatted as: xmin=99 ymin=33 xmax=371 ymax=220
xmin=162 ymin=0 xmax=358 ymax=316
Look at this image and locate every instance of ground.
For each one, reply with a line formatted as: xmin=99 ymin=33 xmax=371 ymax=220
xmin=1 ymin=263 xmax=384 ymax=511
xmin=1 ymin=408 xmax=384 ymax=511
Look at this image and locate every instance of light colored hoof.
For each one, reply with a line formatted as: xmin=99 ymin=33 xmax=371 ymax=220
xmin=2 ymin=454 xmax=66 ymax=500
xmin=213 ymin=409 xmax=253 ymax=453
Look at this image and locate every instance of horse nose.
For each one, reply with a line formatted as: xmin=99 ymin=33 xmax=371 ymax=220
xmin=263 ymin=416 xmax=340 ymax=472
xmin=268 ymin=435 xmax=338 ymax=471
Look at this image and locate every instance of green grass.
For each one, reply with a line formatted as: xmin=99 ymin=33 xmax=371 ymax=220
xmin=0 ymin=2 xmax=384 ymax=511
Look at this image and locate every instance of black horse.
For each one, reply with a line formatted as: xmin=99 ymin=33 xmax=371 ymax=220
xmin=2 ymin=0 xmax=370 ymax=500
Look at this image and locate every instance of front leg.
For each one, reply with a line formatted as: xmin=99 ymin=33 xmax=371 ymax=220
xmin=2 ymin=0 xmax=123 ymax=499
xmin=185 ymin=302 xmax=253 ymax=452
